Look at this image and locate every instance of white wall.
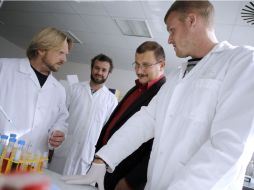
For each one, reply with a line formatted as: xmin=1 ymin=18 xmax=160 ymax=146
xmin=54 ymin=61 xmax=136 ymax=97
xmin=0 ymin=36 xmax=25 ymax=57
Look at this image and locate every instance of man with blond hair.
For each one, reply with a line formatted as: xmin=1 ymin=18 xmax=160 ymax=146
xmin=0 ymin=27 xmax=72 ymax=154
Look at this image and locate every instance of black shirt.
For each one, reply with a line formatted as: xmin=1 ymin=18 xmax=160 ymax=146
xmin=31 ymin=65 xmax=48 ymax=87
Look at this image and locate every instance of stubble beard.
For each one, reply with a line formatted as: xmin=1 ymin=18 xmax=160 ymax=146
xmin=90 ymin=73 xmax=107 ymax=84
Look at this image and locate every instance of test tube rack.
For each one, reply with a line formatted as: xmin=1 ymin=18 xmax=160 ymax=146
xmin=0 ymin=147 xmax=48 ymax=175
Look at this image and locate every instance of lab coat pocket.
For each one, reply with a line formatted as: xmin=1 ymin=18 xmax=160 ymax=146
xmin=189 ymin=79 xmax=221 ymax=122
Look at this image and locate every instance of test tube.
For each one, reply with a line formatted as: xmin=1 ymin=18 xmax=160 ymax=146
xmin=0 ymin=135 xmax=9 ymax=173
xmin=11 ymin=139 xmax=25 ymax=172
xmin=0 ymin=135 xmax=8 ymax=155
xmin=1 ymin=137 xmax=16 ymax=173
xmin=42 ymin=152 xmax=48 ymax=169
xmin=21 ymin=143 xmax=32 ymax=172
xmin=30 ymin=151 xmax=41 ymax=172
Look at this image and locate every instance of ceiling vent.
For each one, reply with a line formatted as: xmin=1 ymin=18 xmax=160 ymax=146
xmin=241 ymin=1 xmax=254 ymax=25
xmin=114 ymin=19 xmax=152 ymax=38
xmin=66 ymin=31 xmax=82 ymax=44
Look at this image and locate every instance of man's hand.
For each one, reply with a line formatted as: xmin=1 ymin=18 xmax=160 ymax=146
xmin=62 ymin=160 xmax=106 ymax=190
xmin=48 ymin=130 xmax=65 ymax=148
xmin=115 ymin=178 xmax=133 ymax=190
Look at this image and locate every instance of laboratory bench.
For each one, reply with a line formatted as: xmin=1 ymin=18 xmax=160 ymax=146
xmin=44 ymin=169 xmax=96 ymax=190
xmin=45 ymin=169 xmax=254 ymax=190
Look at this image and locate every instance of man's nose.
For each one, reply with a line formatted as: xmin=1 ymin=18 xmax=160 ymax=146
xmin=61 ymin=54 xmax=67 ymax=63
xmin=168 ymin=35 xmax=173 ymax=44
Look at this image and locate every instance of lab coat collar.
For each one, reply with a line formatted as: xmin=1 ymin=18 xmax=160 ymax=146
xmin=95 ymin=84 xmax=109 ymax=94
xmin=209 ymin=41 xmax=235 ymax=54
xmin=19 ymin=58 xmax=58 ymax=88
xmin=179 ymin=41 xmax=234 ymax=68
xmin=84 ymin=81 xmax=108 ymax=94
xmin=19 ymin=58 xmax=33 ymax=74
xmin=178 ymin=41 xmax=234 ymax=79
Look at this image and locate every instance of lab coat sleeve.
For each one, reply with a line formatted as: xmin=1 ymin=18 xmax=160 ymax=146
xmin=167 ymin=50 xmax=254 ymax=190
xmin=48 ymin=85 xmax=69 ymax=147
xmin=96 ymin=94 xmax=159 ymax=172
xmin=65 ymin=84 xmax=73 ymax=109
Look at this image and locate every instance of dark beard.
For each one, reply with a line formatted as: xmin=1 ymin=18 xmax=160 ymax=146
xmin=90 ymin=73 xmax=107 ymax=84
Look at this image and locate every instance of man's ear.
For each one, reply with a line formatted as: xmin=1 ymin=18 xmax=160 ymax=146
xmin=159 ymin=60 xmax=166 ymax=70
xmin=38 ymin=49 xmax=46 ymax=56
xmin=186 ymin=13 xmax=197 ymax=28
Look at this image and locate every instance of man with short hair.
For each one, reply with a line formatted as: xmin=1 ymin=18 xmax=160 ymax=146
xmin=96 ymin=41 xmax=166 ymax=190
xmin=49 ymin=54 xmax=118 ymax=175
xmin=0 ymin=27 xmax=72 ymax=154
xmin=63 ymin=1 xmax=254 ymax=190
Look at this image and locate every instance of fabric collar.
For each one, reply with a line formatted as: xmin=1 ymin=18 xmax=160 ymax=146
xmin=19 ymin=58 xmax=57 ymax=87
xmin=209 ymin=41 xmax=235 ymax=54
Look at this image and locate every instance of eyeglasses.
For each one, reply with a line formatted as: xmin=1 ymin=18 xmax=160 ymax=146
xmin=132 ymin=61 xmax=161 ymax=69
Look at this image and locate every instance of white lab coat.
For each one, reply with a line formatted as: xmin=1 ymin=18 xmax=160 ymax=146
xmin=0 ymin=58 xmax=68 ymax=153
xmin=50 ymin=81 xmax=117 ymax=175
xmin=97 ymin=41 xmax=254 ymax=190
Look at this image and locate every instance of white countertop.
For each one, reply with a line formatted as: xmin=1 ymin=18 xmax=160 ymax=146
xmin=44 ymin=169 xmax=97 ymax=190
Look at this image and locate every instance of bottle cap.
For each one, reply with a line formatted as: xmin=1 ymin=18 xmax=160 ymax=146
xmin=10 ymin=133 xmax=17 ymax=138
xmin=9 ymin=137 xmax=16 ymax=143
xmin=18 ymin=140 xmax=25 ymax=146
xmin=1 ymin=135 xmax=8 ymax=140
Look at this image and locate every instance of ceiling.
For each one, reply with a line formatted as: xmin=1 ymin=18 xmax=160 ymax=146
xmin=0 ymin=1 xmax=253 ymax=73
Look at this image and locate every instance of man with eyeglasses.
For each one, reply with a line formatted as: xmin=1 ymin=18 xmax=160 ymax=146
xmin=91 ymin=41 xmax=165 ymax=190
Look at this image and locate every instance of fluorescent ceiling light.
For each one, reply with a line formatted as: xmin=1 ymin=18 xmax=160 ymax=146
xmin=114 ymin=19 xmax=152 ymax=38
xmin=0 ymin=0 xmax=3 ymax=8
xmin=66 ymin=31 xmax=82 ymax=44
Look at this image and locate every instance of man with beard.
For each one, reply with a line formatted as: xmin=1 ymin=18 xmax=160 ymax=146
xmin=0 ymin=27 xmax=72 ymax=154
xmin=49 ymin=54 xmax=118 ymax=175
